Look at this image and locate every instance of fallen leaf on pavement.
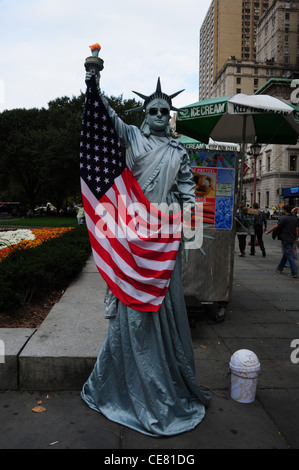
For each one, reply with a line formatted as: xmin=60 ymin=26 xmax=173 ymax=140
xmin=32 ymin=406 xmax=46 ymax=413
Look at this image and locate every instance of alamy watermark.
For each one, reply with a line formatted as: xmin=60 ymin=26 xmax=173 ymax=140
xmin=290 ymin=339 xmax=299 ymax=364
xmin=0 ymin=340 xmax=5 ymax=364
xmin=291 ymin=80 xmax=299 ymax=105
xmin=94 ymin=200 xmax=204 ymax=250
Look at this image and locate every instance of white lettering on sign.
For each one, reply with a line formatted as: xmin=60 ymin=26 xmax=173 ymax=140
xmin=232 ymin=103 xmax=289 ymax=115
xmin=190 ymin=102 xmax=226 ymax=118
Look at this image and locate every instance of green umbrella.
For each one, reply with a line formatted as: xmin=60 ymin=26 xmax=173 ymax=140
xmin=176 ymin=93 xmax=299 ymax=145
xmin=177 ymin=94 xmax=299 ymax=208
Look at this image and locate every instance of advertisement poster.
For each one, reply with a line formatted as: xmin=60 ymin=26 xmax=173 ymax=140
xmin=190 ymin=152 xmax=236 ymax=230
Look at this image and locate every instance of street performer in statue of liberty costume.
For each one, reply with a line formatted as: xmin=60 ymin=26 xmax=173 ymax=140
xmin=81 ymin=61 xmax=210 ymax=437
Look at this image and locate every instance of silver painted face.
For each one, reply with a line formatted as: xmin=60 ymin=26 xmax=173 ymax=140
xmin=145 ymin=99 xmax=170 ymax=133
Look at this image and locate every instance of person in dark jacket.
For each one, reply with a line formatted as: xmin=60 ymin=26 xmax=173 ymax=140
xmin=250 ymin=203 xmax=267 ymax=257
xmin=266 ymin=204 xmax=299 ymax=278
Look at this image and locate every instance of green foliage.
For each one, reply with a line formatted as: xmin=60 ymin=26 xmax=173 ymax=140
xmin=0 ymin=91 xmax=143 ymax=211
xmin=0 ymin=226 xmax=91 ymax=313
xmin=106 ymin=95 xmax=144 ymax=128
xmin=0 ymin=107 xmax=49 ymax=209
xmin=0 ymin=217 xmax=77 ymax=228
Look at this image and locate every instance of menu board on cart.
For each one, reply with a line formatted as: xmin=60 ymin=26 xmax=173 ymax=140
xmin=188 ymin=151 xmax=236 ymax=230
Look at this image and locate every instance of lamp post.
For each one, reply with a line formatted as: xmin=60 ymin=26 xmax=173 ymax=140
xmin=250 ymin=142 xmax=262 ymax=205
xmin=270 ymin=167 xmax=281 ymax=214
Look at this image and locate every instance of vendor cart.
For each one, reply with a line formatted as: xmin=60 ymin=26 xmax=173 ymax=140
xmin=180 ymin=137 xmax=240 ymax=323
xmin=177 ymin=94 xmax=299 ymax=323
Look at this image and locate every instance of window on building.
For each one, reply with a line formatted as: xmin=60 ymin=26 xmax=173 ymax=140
xmin=267 ymin=155 xmax=271 ymax=171
xmin=290 ymin=155 xmax=297 ymax=171
xmin=266 ymin=191 xmax=270 ymax=207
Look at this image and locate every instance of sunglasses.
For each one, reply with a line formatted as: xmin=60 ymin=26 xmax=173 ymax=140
xmin=148 ymin=107 xmax=169 ymax=116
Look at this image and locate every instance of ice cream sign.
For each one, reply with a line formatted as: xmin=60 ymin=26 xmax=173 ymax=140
xmin=179 ymin=102 xmax=226 ymax=120
xmin=179 ymin=98 xmax=291 ymax=120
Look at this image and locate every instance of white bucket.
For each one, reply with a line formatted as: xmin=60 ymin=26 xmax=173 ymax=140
xmin=229 ymin=349 xmax=261 ymax=403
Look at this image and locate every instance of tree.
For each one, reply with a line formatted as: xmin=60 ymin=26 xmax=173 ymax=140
xmin=105 ymin=95 xmax=144 ymax=128
xmin=0 ymin=107 xmax=49 ymax=209
xmin=0 ymin=93 xmax=143 ymax=211
xmin=41 ymin=94 xmax=85 ymax=211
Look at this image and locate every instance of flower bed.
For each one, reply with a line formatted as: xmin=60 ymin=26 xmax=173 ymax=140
xmin=0 ymin=227 xmax=74 ymax=261
xmin=0 ymin=226 xmax=91 ymax=313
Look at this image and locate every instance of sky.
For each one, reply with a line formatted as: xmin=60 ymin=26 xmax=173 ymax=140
xmin=0 ymin=0 xmax=211 ymax=112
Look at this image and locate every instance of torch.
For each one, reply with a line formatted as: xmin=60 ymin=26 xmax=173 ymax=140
xmin=84 ymin=43 xmax=104 ymax=75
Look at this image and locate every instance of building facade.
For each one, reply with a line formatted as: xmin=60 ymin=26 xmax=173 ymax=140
xmin=199 ymin=0 xmax=273 ymax=100
xmin=257 ymin=0 xmax=299 ymax=72
xmin=213 ymin=59 xmax=275 ymax=97
xmin=243 ymin=78 xmax=299 ymax=210
xmin=198 ymin=0 xmax=299 ymax=210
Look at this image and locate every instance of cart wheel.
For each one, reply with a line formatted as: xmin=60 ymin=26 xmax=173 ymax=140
xmin=211 ymin=306 xmax=226 ymax=323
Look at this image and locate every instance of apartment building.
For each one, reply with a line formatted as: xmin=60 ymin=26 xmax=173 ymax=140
xmin=257 ymin=0 xmax=299 ymax=71
xmin=199 ymin=0 xmax=273 ymax=100
xmin=242 ymin=1 xmax=299 ymax=209
xmin=198 ymin=1 xmax=299 ymax=209
xmin=213 ymin=59 xmax=273 ymax=97
xmin=242 ymin=77 xmax=299 ymax=210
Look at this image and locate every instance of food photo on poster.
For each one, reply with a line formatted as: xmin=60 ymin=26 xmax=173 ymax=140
xmin=188 ymin=150 xmax=236 ymax=230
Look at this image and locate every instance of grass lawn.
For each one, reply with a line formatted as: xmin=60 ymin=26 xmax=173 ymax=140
xmin=0 ymin=217 xmax=78 ymax=228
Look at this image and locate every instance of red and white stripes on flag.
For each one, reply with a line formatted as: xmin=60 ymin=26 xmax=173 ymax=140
xmin=80 ymin=77 xmax=182 ymax=312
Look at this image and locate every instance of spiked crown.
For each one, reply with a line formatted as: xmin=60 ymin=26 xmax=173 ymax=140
xmin=127 ymin=77 xmax=184 ymax=113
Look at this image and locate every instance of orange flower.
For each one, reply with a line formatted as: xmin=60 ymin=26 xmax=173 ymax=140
xmin=0 ymin=227 xmax=74 ymax=262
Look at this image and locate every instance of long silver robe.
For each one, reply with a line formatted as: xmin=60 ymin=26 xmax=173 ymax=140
xmin=81 ymin=95 xmax=210 ymax=437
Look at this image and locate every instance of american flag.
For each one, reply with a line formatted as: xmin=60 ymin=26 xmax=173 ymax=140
xmin=80 ymin=77 xmax=183 ymax=312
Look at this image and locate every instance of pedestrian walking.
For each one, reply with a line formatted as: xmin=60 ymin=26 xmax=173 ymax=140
xmin=266 ymin=204 xmax=299 ymax=278
xmin=75 ymin=202 xmax=85 ymax=225
xmin=236 ymin=206 xmax=254 ymax=257
xmin=250 ymin=203 xmax=267 ymax=257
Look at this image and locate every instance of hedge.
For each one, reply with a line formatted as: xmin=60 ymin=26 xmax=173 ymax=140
xmin=0 ymin=226 xmax=91 ymax=313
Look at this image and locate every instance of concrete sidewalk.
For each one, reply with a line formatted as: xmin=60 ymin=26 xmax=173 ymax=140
xmin=0 ymin=227 xmax=299 ymax=449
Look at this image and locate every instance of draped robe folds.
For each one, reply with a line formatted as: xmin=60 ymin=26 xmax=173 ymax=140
xmin=81 ymin=93 xmax=210 ymax=437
